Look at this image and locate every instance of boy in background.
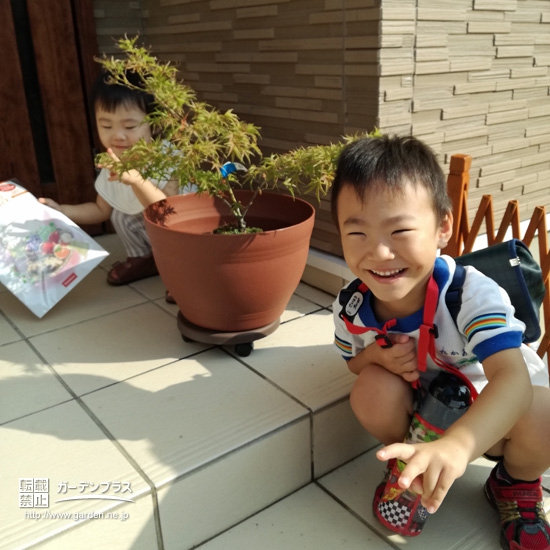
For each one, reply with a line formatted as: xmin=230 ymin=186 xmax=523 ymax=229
xmin=40 ymin=70 xmax=178 ymax=285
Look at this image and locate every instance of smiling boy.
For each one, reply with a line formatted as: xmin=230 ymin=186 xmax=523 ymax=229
xmin=331 ymin=135 xmax=550 ymax=550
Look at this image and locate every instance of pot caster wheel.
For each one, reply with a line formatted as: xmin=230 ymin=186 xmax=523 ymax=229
xmin=235 ymin=342 xmax=253 ymax=357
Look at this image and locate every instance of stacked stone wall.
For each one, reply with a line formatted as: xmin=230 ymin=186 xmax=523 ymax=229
xmin=379 ymin=0 xmax=550 ymax=223
xmin=93 ymin=0 xmax=550 ymax=256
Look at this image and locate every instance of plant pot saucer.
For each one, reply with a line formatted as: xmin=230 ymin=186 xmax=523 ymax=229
xmin=176 ymin=311 xmax=280 ymax=357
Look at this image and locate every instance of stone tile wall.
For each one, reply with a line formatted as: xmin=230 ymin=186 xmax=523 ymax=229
xmin=93 ymin=1 xmax=143 ymax=56
xmin=379 ymin=0 xmax=550 ymax=228
xmin=93 ymin=0 xmax=550 ymax=257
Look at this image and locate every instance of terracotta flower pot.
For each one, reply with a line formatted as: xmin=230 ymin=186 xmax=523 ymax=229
xmin=144 ymin=190 xmax=315 ymax=332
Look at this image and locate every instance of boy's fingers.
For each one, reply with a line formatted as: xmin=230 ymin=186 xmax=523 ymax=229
xmin=418 ymin=460 xmax=457 ymax=513
xmin=421 ymin=475 xmax=452 ymax=513
xmin=410 ymin=476 xmax=424 ymax=494
xmin=377 ymin=444 xmax=453 ymax=513
xmin=401 ymin=369 xmax=420 ymax=382
xmin=390 ymin=334 xmax=416 ymax=354
xmin=398 ymin=461 xmax=427 ymax=492
xmin=107 ymin=148 xmax=121 ymax=162
xmin=390 ymin=334 xmax=410 ymax=344
xmin=376 ymin=443 xmax=415 ymax=464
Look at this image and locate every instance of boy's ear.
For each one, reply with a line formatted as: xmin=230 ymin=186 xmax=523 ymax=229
xmin=437 ymin=211 xmax=453 ymax=249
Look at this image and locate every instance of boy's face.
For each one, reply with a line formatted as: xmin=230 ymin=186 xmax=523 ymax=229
xmin=95 ymin=103 xmax=152 ymax=156
xmin=337 ymin=181 xmax=452 ymax=321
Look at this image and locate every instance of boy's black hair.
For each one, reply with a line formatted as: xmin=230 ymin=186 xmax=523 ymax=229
xmin=91 ymin=69 xmax=155 ymax=116
xmin=331 ymin=135 xmax=452 ymax=225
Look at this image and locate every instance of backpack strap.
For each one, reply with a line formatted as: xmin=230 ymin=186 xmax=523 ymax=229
xmin=418 ymin=268 xmax=479 ymax=400
xmin=445 ymin=263 xmax=466 ymax=327
xmin=416 ymin=274 xmax=440 ymax=376
xmin=337 ymin=279 xmax=397 ymax=345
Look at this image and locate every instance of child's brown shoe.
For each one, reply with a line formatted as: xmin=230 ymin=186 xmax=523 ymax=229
xmin=107 ymin=255 xmax=158 ymax=285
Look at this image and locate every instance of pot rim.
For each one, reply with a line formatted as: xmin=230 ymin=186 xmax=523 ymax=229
xmin=144 ymin=190 xmax=316 ymax=236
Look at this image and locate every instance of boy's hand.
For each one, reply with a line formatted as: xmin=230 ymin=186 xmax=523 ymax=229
xmin=376 ymin=437 xmax=469 ymax=513
xmin=38 ymin=197 xmax=61 ymax=211
xmin=373 ymin=334 xmax=418 ymax=382
xmin=100 ymin=148 xmax=146 ymax=188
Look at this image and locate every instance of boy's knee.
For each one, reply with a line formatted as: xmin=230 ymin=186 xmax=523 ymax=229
xmin=504 ymin=385 xmax=550 ymax=449
xmin=350 ymin=365 xmax=412 ymax=415
xmin=521 ymin=385 xmax=550 ymax=420
xmin=529 ymin=385 xmax=550 ymax=425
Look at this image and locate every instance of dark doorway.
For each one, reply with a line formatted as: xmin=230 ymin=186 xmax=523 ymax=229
xmin=1 ymin=0 xmax=102 ymax=231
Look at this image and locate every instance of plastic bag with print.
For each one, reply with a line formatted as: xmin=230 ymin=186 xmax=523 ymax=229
xmin=0 ymin=180 xmax=109 ymax=317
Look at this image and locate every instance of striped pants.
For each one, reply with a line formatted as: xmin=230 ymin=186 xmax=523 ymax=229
xmin=110 ymin=209 xmax=152 ymax=258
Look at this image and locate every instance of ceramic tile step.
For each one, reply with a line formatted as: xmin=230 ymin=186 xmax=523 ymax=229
xmin=196 ymin=483 xmax=396 ymax=550
xmin=0 ymin=401 xmax=156 ymax=550
xmin=0 ymin=229 xmax=377 ymax=550
xmin=2 ymin=290 xmax=378 ymax=549
xmin=318 ymin=448 xmax=550 ymax=550
xmin=200 ymin=448 xmax=550 ymax=550
xmin=7 ymin=354 xmax=375 ymax=550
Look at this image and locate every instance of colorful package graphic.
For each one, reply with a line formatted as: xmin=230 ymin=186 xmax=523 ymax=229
xmin=0 ymin=181 xmax=109 ymax=317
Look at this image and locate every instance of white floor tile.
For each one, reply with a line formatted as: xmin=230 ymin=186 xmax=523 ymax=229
xmin=153 ymin=296 xmax=180 ymax=318
xmin=128 ymin=274 xmax=168 ymax=301
xmin=198 ymin=483 xmax=394 ymax=550
xmin=0 ymin=268 xmax=148 ymax=338
xmin=279 ymin=292 xmax=325 ymax=323
xmin=0 ymin=311 xmax=22 ymax=345
xmin=33 ymin=496 xmax=157 ymax=550
xmin=81 ymin=348 xmax=308 ymax=487
xmin=312 ymin=399 xmax=378 ymax=478
xmin=294 ymin=281 xmax=335 ymax=307
xmin=245 ymin=309 xmax=356 ymax=410
xmin=319 ymin=450 xmax=503 ymax=549
xmin=0 ymin=401 xmax=149 ymax=550
xmin=3 ymin=250 xmax=545 ymax=550
xmin=0 ymin=341 xmax=72 ymax=424
xmin=159 ymin=419 xmax=311 ymax=550
xmin=30 ymin=302 xmax=207 ymax=395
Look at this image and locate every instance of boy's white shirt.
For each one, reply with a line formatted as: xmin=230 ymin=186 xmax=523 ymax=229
xmin=95 ymin=168 xmax=169 ymax=215
xmin=333 ymin=255 xmax=547 ymax=392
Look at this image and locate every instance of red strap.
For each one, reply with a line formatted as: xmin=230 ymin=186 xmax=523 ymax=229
xmin=417 ymin=275 xmax=439 ymax=374
xmin=342 ymin=314 xmax=397 ymax=338
xmin=340 ymin=282 xmax=399 ymax=344
xmin=341 ymin=274 xmax=478 ymax=400
xmin=377 ymin=319 xmax=397 ymax=346
xmin=415 ymin=274 xmax=479 ymax=400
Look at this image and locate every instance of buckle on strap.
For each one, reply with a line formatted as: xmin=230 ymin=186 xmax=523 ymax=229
xmin=417 ymin=275 xmax=440 ymax=373
xmin=375 ymin=318 xmax=398 ymax=348
xmin=375 ymin=334 xmax=393 ymax=348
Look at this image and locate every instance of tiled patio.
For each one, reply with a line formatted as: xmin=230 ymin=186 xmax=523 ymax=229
xmin=1 ymin=234 xmax=548 ymax=550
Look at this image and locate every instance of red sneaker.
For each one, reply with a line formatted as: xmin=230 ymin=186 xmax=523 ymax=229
xmin=373 ymin=459 xmax=429 ymax=536
xmin=485 ymin=463 xmax=550 ymax=550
